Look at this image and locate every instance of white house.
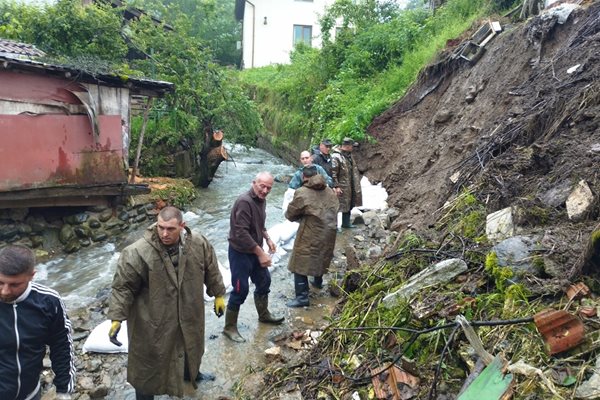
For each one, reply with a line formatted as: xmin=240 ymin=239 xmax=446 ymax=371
xmin=235 ymin=0 xmax=336 ymax=68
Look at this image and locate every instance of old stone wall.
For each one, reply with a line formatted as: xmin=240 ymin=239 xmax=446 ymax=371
xmin=0 ymin=203 xmax=158 ymax=256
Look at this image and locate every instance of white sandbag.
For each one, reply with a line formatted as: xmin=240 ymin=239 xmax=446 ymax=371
xmin=281 ymin=188 xmax=296 ymax=215
xmin=281 ymin=238 xmax=295 ymax=251
xmin=82 ymin=320 xmax=129 ymax=354
xmin=266 ymin=224 xmax=284 ymax=245
xmin=204 ymin=261 xmax=233 ymax=301
xmin=266 ymin=221 xmax=298 ymax=246
xmin=279 ymin=220 xmax=299 ymax=243
xmin=359 ymin=176 xmax=388 ymax=211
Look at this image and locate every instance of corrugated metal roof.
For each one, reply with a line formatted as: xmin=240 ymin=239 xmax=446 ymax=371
xmin=0 ymin=39 xmax=46 ymax=58
xmin=0 ymin=55 xmax=174 ymax=95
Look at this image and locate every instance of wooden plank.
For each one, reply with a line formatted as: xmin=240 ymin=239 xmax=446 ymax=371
xmin=457 ymin=355 xmax=513 ymax=400
xmin=0 ymin=183 xmax=149 ymax=206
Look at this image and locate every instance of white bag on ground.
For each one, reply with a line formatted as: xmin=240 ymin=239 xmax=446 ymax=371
xmin=82 ymin=320 xmax=129 ymax=353
xmin=360 ymin=176 xmax=388 ymax=211
xmin=204 ymin=261 xmax=233 ymax=301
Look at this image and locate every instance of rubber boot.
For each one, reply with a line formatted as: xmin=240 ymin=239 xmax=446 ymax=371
xmin=195 ymin=372 xmax=216 ymax=382
xmin=135 ymin=390 xmax=154 ymax=400
xmin=254 ymin=294 xmax=285 ymax=324
xmin=287 ymin=274 xmax=310 ymax=307
xmin=341 ymin=212 xmax=355 ymax=228
xmin=310 ymin=275 xmax=323 ymax=289
xmin=223 ymin=307 xmax=245 ymax=342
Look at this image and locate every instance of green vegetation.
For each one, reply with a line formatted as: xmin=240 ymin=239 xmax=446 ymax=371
xmin=437 ymin=189 xmax=488 ymax=242
xmin=152 ymin=179 xmax=198 ymax=208
xmin=484 ymin=251 xmax=513 ymax=291
xmin=240 ymin=0 xmax=502 ymax=147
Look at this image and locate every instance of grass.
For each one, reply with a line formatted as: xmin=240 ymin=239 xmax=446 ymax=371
xmin=239 ymin=0 xmax=489 ymax=146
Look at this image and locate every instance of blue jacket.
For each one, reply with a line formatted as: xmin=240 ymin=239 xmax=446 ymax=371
xmin=288 ymin=164 xmax=333 ymax=189
xmin=0 ymin=282 xmax=75 ymax=400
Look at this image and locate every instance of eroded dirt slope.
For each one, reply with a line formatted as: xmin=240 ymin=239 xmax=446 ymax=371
xmin=356 ymin=2 xmax=600 ymax=271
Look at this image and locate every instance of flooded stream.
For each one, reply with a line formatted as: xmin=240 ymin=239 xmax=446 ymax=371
xmin=35 ymin=144 xmax=342 ymax=399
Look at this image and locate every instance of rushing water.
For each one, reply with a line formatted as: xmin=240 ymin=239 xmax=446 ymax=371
xmin=34 ymin=144 xmax=340 ymax=399
xmin=36 ymin=144 xmax=295 ymax=309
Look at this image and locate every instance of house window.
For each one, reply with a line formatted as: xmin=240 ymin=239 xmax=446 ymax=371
xmin=293 ymin=25 xmax=312 ymax=46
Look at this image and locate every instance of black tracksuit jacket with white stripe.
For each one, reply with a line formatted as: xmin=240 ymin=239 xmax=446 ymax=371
xmin=0 ymin=282 xmax=76 ymax=400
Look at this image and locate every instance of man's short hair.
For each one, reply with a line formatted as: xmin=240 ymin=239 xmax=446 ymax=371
xmin=302 ymin=165 xmax=318 ymax=178
xmin=0 ymin=245 xmax=35 ymax=276
xmin=158 ymin=206 xmax=183 ymax=223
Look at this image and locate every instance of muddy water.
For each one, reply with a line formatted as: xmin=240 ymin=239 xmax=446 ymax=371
xmin=35 ymin=144 xmax=342 ymax=399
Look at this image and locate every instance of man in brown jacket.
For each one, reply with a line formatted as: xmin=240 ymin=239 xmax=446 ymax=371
xmin=331 ymin=137 xmax=363 ymax=228
xmin=107 ymin=206 xmax=226 ymax=399
xmin=285 ymin=166 xmax=339 ymax=307
xmin=223 ymin=171 xmax=284 ymax=343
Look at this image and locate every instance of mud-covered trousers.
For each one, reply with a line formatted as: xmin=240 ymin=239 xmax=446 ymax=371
xmin=227 ymin=245 xmax=271 ymax=311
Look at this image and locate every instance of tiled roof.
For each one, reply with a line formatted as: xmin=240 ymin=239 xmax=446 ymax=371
xmin=0 ymin=39 xmax=46 ymax=58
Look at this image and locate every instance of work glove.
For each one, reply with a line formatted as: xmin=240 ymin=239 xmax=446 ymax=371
xmin=214 ymin=296 xmax=225 ymax=318
xmin=56 ymin=393 xmax=72 ymax=400
xmin=108 ymin=320 xmax=122 ymax=347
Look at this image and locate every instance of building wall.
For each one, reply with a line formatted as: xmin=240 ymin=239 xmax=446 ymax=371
xmin=0 ymin=70 xmax=129 ymax=192
xmin=241 ymin=0 xmax=335 ymax=68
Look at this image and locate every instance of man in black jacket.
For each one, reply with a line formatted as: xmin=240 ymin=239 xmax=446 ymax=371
xmin=0 ymin=245 xmax=75 ymax=400
xmin=311 ymin=138 xmax=333 ymax=178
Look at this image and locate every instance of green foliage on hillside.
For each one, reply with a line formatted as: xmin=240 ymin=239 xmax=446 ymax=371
xmin=240 ymin=0 xmax=504 ymax=146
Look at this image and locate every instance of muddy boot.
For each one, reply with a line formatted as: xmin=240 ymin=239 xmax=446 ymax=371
xmin=254 ymin=294 xmax=285 ymax=324
xmin=223 ymin=307 xmax=245 ymax=342
xmin=341 ymin=212 xmax=355 ymax=228
xmin=310 ymin=275 xmax=323 ymax=289
xmin=287 ymin=274 xmax=309 ymax=307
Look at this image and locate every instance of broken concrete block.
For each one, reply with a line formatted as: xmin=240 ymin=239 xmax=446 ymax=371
xmin=493 ymin=235 xmax=541 ymax=277
xmin=265 ymin=346 xmax=282 ymax=362
xmin=361 ymin=210 xmax=380 ymax=227
xmin=486 ymin=207 xmax=515 ymax=242
xmin=538 ymin=180 xmax=572 ymax=208
xmin=279 ymin=390 xmax=303 ymax=400
xmin=382 ymin=258 xmax=468 ymax=308
xmin=566 ymin=180 xmax=594 ymax=221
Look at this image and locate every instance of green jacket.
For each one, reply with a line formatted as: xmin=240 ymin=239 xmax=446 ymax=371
xmin=108 ymin=224 xmax=225 ymax=396
xmin=285 ymin=175 xmax=339 ymax=277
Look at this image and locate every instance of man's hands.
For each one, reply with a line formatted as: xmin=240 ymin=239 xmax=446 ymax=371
xmin=257 ymin=250 xmax=272 ymax=268
xmin=214 ymin=296 xmax=225 ymax=317
xmin=266 ymin=238 xmax=276 ymax=254
xmin=108 ymin=320 xmax=122 ymax=347
xmin=334 ymin=187 xmax=343 ymax=197
xmin=56 ymin=393 xmax=72 ymax=400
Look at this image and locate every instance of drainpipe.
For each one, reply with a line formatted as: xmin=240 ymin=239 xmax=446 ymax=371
xmin=245 ymin=0 xmax=256 ymax=68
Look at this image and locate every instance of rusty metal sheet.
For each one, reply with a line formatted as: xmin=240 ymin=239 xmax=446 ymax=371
xmin=0 ymin=70 xmax=82 ymax=105
xmin=566 ymin=282 xmax=590 ymax=301
xmin=0 ymin=114 xmax=126 ymax=191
